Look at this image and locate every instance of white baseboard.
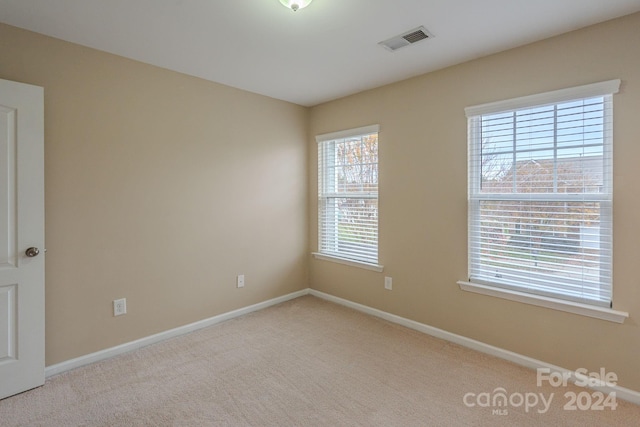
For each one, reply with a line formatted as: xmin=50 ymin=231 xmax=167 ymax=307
xmin=45 ymin=287 xmax=640 ymax=406
xmin=309 ymin=289 xmax=640 ymax=405
xmin=45 ymin=289 xmax=310 ymax=378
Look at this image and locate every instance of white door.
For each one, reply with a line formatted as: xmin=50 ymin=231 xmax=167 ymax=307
xmin=0 ymin=79 xmax=45 ymax=400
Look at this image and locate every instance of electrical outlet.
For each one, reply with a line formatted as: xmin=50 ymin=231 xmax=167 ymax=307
xmin=237 ymin=274 xmax=245 ymax=288
xmin=384 ymin=276 xmax=393 ymax=290
xmin=113 ymin=298 xmax=127 ymax=316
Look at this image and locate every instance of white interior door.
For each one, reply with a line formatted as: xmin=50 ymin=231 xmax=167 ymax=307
xmin=0 ymin=78 xmax=45 ymax=400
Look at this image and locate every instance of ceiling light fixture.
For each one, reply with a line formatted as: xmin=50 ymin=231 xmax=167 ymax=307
xmin=279 ymin=0 xmax=313 ymax=12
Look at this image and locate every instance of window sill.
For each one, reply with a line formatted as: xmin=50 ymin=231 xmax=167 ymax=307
xmin=312 ymin=252 xmax=384 ymax=272
xmin=457 ymin=281 xmax=628 ymax=324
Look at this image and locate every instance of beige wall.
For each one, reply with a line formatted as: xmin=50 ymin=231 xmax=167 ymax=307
xmin=0 ymin=24 xmax=309 ymax=365
xmin=2 ymin=11 xmax=639 ymax=392
xmin=309 ymin=13 xmax=640 ymax=391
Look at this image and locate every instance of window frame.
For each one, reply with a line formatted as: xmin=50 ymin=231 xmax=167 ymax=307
xmin=460 ymin=80 xmax=628 ymax=323
xmin=313 ymin=124 xmax=383 ymax=271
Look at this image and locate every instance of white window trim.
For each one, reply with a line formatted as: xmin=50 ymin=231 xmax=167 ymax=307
xmin=315 ymin=124 xmax=380 ymax=267
xmin=463 ymin=79 xmax=623 ymax=315
xmin=312 ymin=252 xmax=384 ymax=272
xmin=465 ymin=79 xmax=621 ymax=117
xmin=457 ymin=281 xmax=628 ymax=324
xmin=316 ymin=124 xmax=380 ymax=143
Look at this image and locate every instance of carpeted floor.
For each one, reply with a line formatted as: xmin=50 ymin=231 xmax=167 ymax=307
xmin=1 ymin=295 xmax=639 ymax=426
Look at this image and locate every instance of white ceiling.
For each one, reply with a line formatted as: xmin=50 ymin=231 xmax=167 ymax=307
xmin=1 ymin=0 xmax=640 ymax=106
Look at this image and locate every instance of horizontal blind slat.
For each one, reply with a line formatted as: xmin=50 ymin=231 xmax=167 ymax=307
xmin=318 ymin=128 xmax=379 ymax=264
xmin=468 ymin=90 xmax=613 ymax=306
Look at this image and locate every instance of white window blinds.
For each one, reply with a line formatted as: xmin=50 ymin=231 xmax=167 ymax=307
xmin=317 ymin=125 xmax=379 ymax=265
xmin=466 ymin=80 xmax=620 ymax=307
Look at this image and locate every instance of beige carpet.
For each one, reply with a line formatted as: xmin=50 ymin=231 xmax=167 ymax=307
xmin=1 ymin=295 xmax=639 ymax=426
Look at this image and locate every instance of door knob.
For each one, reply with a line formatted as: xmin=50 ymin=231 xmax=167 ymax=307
xmin=25 ymin=247 xmax=40 ymax=257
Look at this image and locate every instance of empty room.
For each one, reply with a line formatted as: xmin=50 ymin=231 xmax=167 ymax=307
xmin=1 ymin=0 xmax=640 ymax=425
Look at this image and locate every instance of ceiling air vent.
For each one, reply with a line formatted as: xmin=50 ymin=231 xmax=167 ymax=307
xmin=379 ymin=26 xmax=433 ymax=52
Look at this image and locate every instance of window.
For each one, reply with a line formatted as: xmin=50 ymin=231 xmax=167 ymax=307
xmin=315 ymin=125 xmax=380 ymax=267
xmin=465 ymin=80 xmax=620 ymax=308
